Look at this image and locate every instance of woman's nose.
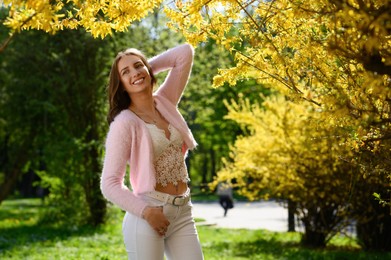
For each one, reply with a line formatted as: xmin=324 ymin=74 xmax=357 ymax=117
xmin=132 ymin=70 xmax=140 ymax=78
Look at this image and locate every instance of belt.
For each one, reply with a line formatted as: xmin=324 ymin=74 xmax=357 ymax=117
xmin=145 ymin=189 xmax=191 ymax=206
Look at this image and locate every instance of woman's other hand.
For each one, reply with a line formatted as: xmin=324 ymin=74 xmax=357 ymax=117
xmin=142 ymin=206 xmax=170 ymax=236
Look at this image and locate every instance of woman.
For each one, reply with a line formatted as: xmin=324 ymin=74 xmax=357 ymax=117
xmin=100 ymin=43 xmax=204 ymax=259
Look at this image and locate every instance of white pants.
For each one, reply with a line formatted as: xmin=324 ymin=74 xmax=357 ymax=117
xmin=122 ymin=195 xmax=204 ymax=260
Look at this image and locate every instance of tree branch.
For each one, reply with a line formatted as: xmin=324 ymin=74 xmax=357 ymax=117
xmin=0 ymin=33 xmax=15 ymax=53
xmin=0 ymin=10 xmax=39 ymax=54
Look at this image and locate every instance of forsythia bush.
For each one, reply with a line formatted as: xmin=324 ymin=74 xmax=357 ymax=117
xmin=217 ymin=94 xmax=356 ymax=246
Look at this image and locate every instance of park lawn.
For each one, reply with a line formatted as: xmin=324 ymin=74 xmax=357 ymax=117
xmin=0 ymin=199 xmax=390 ymax=260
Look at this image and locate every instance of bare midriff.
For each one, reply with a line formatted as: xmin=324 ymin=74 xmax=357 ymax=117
xmin=155 ymin=181 xmax=188 ymax=196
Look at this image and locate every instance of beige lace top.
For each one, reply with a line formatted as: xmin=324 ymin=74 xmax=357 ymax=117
xmin=145 ymin=124 xmax=189 ymax=187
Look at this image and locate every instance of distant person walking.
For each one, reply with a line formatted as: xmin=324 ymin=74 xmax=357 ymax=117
xmin=217 ymin=183 xmax=234 ymax=217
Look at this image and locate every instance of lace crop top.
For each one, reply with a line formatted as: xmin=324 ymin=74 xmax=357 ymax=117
xmin=145 ymin=124 xmax=190 ymax=187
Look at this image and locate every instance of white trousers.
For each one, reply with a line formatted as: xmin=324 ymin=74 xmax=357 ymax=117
xmin=122 ymin=195 xmax=204 ymax=260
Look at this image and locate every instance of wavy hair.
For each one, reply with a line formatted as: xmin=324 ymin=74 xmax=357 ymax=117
xmin=107 ymin=49 xmax=157 ymax=124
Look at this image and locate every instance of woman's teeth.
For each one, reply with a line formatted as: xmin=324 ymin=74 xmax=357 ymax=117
xmin=133 ymin=78 xmax=144 ymax=85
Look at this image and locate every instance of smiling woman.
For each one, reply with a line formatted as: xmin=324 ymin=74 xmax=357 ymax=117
xmin=119 ymin=55 xmax=153 ymax=97
xmin=100 ymin=43 xmax=204 ymax=260
xmin=106 ymin=48 xmax=157 ymax=124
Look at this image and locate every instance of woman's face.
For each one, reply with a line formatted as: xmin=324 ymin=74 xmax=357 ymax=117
xmin=117 ymin=54 xmax=152 ymax=95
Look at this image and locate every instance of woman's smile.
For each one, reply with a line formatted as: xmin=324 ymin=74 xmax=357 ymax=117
xmin=133 ymin=77 xmax=145 ymax=85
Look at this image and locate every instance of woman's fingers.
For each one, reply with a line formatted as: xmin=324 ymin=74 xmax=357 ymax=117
xmin=146 ymin=206 xmax=171 ymax=236
xmin=156 ymin=225 xmax=168 ymax=236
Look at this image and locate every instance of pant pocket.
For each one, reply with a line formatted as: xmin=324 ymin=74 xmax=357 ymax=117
xmin=163 ymin=204 xmax=180 ymax=221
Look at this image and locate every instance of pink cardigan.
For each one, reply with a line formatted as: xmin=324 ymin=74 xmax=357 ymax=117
xmin=100 ymin=44 xmax=197 ymax=218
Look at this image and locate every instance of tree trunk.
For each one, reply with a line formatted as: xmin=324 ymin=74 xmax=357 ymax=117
xmin=201 ymin=153 xmax=208 ymax=184
xmin=85 ymin=165 xmax=107 ymax=226
xmin=0 ymin=167 xmax=23 ymax=203
xmin=356 ymin=199 xmax=391 ymax=252
xmin=301 ymin=228 xmax=327 ymax=248
xmin=210 ymin=148 xmax=216 ymax=182
xmin=84 ymin=151 xmax=106 ymax=226
xmin=288 ymin=200 xmax=296 ymax=232
xmin=83 ymin=119 xmax=107 ymax=226
xmin=0 ymin=134 xmax=34 ymax=204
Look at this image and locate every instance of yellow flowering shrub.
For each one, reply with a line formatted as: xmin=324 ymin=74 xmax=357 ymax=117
xmin=216 ymin=94 xmax=360 ymax=246
xmin=216 ymin=94 xmax=354 ymax=201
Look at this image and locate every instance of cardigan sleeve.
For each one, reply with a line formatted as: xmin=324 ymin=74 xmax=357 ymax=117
xmin=149 ymin=43 xmax=194 ymax=105
xmin=100 ymin=115 xmax=148 ymax=218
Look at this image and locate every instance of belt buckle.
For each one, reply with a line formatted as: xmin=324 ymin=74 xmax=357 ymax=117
xmin=172 ymin=196 xmax=184 ymax=206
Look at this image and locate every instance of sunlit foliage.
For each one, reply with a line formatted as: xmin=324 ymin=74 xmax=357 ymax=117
xmin=218 ymin=95 xmax=351 ymax=199
xmin=165 ymin=0 xmax=391 ymax=248
xmin=3 ymin=1 xmax=389 ymax=137
xmin=164 ymin=0 xmax=391 ymax=206
xmin=215 ymin=94 xmax=357 ymax=246
xmin=2 ymin=0 xmax=162 ymax=38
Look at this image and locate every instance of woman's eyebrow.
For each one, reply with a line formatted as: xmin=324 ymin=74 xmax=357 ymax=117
xmin=120 ymin=66 xmax=129 ymax=73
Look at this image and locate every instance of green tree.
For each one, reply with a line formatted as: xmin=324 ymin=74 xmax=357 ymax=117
xmin=0 ymin=28 xmax=111 ymax=225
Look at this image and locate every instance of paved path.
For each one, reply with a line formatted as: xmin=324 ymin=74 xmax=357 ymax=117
xmin=192 ymin=200 xmax=290 ymax=232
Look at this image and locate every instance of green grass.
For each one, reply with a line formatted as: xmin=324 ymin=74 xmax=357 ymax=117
xmin=0 ymin=199 xmax=390 ymax=260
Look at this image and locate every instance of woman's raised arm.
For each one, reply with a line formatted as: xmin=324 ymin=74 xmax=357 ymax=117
xmin=149 ymin=43 xmax=194 ymax=105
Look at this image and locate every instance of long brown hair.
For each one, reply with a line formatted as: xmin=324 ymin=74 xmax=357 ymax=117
xmin=107 ymin=48 xmax=157 ymax=124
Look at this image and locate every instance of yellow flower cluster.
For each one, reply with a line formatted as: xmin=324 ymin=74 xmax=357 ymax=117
xmin=3 ymin=0 xmax=162 ymax=38
xmin=214 ymin=94 xmax=355 ymax=201
xmin=165 ymin=0 xmax=389 ymax=109
xmin=165 ymin=0 xmax=390 ymax=147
